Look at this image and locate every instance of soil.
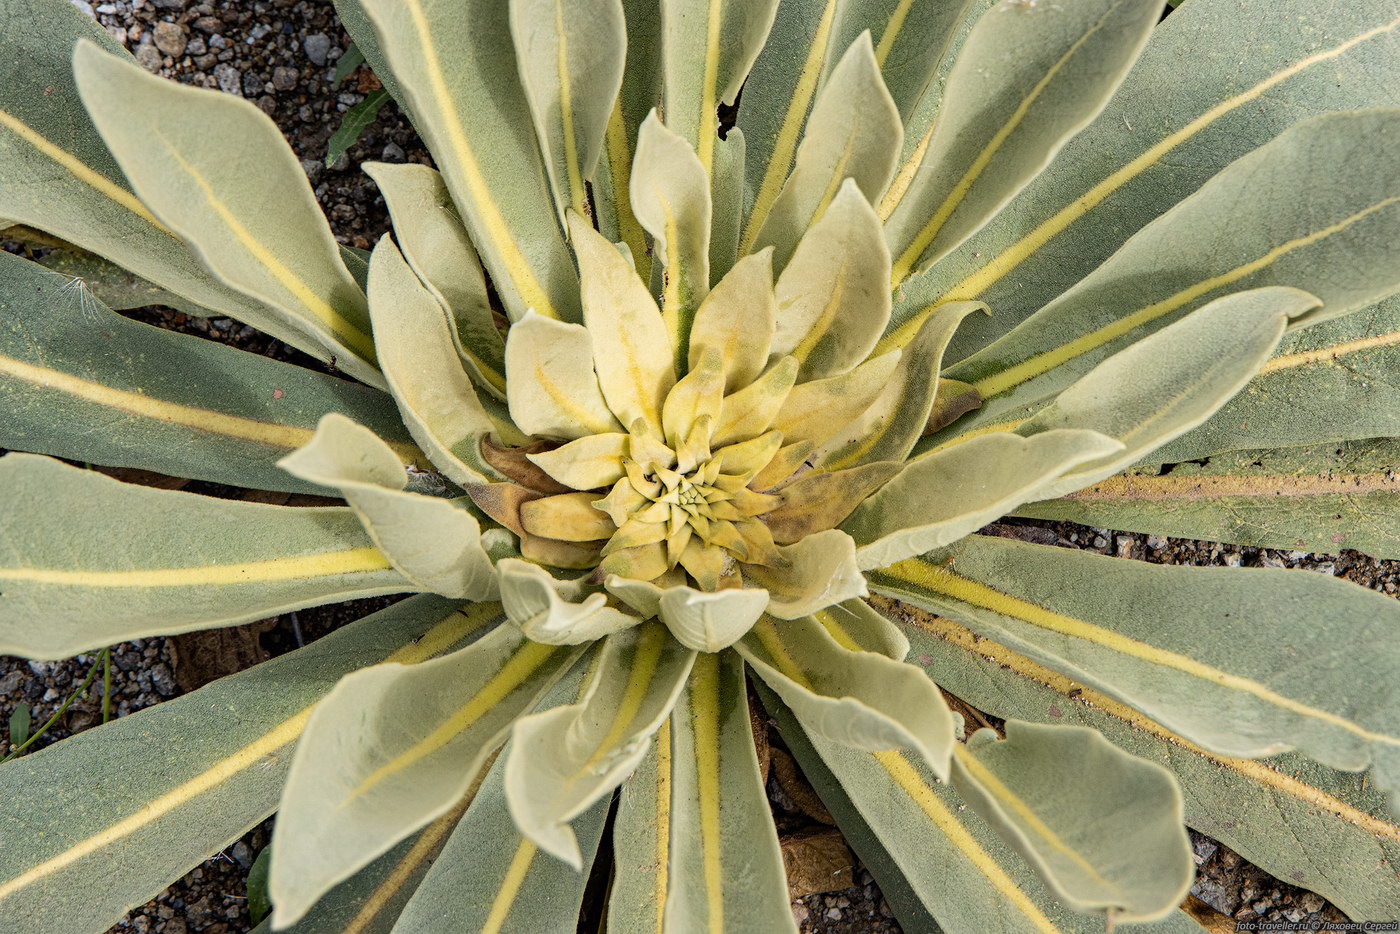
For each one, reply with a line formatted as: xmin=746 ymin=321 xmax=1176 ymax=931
xmin=0 ymin=1 xmax=1387 ymax=932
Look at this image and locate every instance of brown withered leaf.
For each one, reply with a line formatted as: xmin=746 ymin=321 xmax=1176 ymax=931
xmin=480 ymin=437 xmax=571 ymax=494
xmin=771 ymin=747 xmax=833 ymax=825
xmin=781 ymin=828 xmax=855 ymax=899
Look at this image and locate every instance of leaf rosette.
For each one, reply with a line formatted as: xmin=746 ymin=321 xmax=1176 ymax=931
xmin=3 ymin=0 xmax=1400 ymax=931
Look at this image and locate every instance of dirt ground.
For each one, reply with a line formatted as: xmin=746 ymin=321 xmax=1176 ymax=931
xmin=0 ymin=0 xmax=1385 ymax=931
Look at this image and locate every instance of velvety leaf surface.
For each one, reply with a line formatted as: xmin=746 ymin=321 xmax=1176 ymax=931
xmin=663 ymin=652 xmax=797 ymax=933
xmin=894 ymin=602 xmax=1400 ymax=922
xmin=269 ymin=624 xmax=582 ymax=926
xmin=885 ymin=0 xmax=1164 ymax=282
xmin=355 ymin=0 xmax=579 ymax=322
xmin=0 ymin=454 xmax=414 ymax=658
xmin=870 ymin=537 xmax=1400 ymax=810
xmin=0 ymin=597 xmax=488 ymax=934
xmin=909 ymin=0 xmax=1400 ymax=364
xmin=606 ymin=720 xmax=672 ymax=934
xmin=72 ymin=42 xmax=382 ymax=387
xmin=0 ymin=251 xmax=413 ymax=495
xmin=1018 ymin=438 xmax=1400 ymax=560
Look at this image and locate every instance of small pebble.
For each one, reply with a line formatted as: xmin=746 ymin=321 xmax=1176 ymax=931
xmin=152 ymin=21 xmax=186 ymax=58
xmin=303 ymin=32 xmax=331 ymax=66
xmin=213 ymin=62 xmax=242 ymax=96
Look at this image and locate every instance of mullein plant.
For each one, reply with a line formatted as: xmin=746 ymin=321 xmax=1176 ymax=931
xmin=1 ymin=0 xmax=1400 ymax=930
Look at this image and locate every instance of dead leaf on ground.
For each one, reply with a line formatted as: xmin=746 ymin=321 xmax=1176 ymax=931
xmin=781 ymin=828 xmax=855 ymax=899
xmin=168 ymin=618 xmax=277 ymax=693
xmin=771 ymin=747 xmax=833 ymax=825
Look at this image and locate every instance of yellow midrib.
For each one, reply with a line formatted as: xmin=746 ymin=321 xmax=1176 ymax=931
xmin=879 ymin=120 xmax=936 ymax=221
xmin=553 ymin=0 xmax=588 ymax=218
xmin=0 ymin=605 xmax=493 ymax=901
xmin=890 ymin=1 xmax=1116 ymax=286
xmin=873 ymin=0 xmax=918 ymax=67
xmin=158 ymin=137 xmax=376 ymax=362
xmin=952 ymin=745 xmax=1116 ymax=889
xmin=696 ymin=0 xmax=725 ymax=175
xmin=1260 ymin=326 xmax=1400 ymax=375
xmin=343 ymin=640 xmax=560 ymax=803
xmin=972 ymin=194 xmax=1400 ymax=400
xmin=689 ymin=653 xmax=726 ymax=934
xmin=581 ymin=626 xmax=668 ymax=776
xmin=481 ymin=839 xmax=540 ymax=934
xmin=904 ymin=607 xmax=1400 ymax=843
xmin=0 ymin=109 xmax=166 ymax=231
xmin=605 ymin=101 xmax=652 ymax=282
xmin=937 ymin=13 xmax=1400 ymax=305
xmin=885 ymin=559 xmax=1400 ymax=748
xmin=653 ymin=718 xmax=673 ymax=934
xmin=1065 ymin=470 xmax=1400 ymax=502
xmin=790 ymin=261 xmax=850 ymax=367
xmin=738 ymin=0 xmax=839 ymax=255
xmin=2 ymin=546 xmax=391 ymax=588
xmin=403 ymin=0 xmax=560 ymax=320
xmin=875 ymin=749 xmax=1061 ymax=933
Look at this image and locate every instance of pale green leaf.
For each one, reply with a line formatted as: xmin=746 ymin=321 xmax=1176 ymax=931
xmin=1018 ymin=438 xmax=1400 ymax=560
xmin=912 ymin=0 xmax=1400 ymax=364
xmin=899 ymin=595 xmax=1400 ymax=921
xmin=572 ymin=212 xmax=677 ymax=432
xmin=771 ymin=179 xmax=892 ymax=381
xmin=504 ymin=311 xmax=624 ymax=440
xmin=0 ymin=454 xmax=413 ymax=658
xmin=1012 ymin=287 xmax=1317 ymax=500
xmin=751 ymin=32 xmax=901 ymax=272
xmin=392 ymin=733 xmax=610 ymax=933
xmin=738 ymin=613 xmax=956 ymax=776
xmin=498 ymin=558 xmax=640 ymax=644
xmin=630 ymin=112 xmax=713 ymax=357
xmin=0 ymin=251 xmax=412 ymax=495
xmin=744 ymin=529 xmax=868 ymax=619
xmin=355 ymin=0 xmax=579 ymax=322
xmin=269 ymin=624 xmax=582 ymax=926
xmin=657 ymin=586 xmax=770 ymax=652
xmin=772 ymin=350 xmax=900 ymax=450
xmin=278 ymin=415 xmax=496 ymax=599
xmin=367 ymin=235 xmax=502 ymax=486
xmin=660 ymin=0 xmax=780 ymax=175
xmin=527 ymin=432 xmax=630 ymax=491
xmin=362 ymin=162 xmax=506 ymax=396
xmin=845 ymin=429 xmax=1124 ymax=571
xmin=605 ymin=719 xmax=671 ymax=934
xmin=708 ymin=128 xmax=746 ymax=280
xmin=510 ymin=0 xmax=627 ymax=222
xmin=687 ymin=249 xmax=776 ymax=393
xmin=871 ymin=536 xmax=1400 ymax=813
xmin=71 ymin=41 xmax=382 ymax=387
xmin=886 ymin=0 xmax=1164 ymax=282
xmin=952 ymin=722 xmax=1192 ymax=923
xmin=0 ymin=596 xmax=487 ymax=934
xmin=506 ymin=622 xmax=694 ymax=866
xmin=663 ymin=652 xmax=797 ymax=934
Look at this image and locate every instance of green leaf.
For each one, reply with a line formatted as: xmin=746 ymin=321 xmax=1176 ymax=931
xmin=886 ymin=0 xmax=1164 ymax=283
xmin=748 ymin=31 xmax=901 ymax=272
xmin=0 ymin=0 xmax=312 ymax=360
xmin=326 ymin=88 xmax=391 ymax=166
xmin=71 ymin=41 xmax=382 ymax=388
xmin=30 ymin=243 xmax=214 ymax=316
xmin=708 ymin=128 xmax=746 ymax=280
xmin=0 ymin=454 xmax=413 ymax=658
xmin=506 ymin=622 xmax=694 ymax=866
xmin=6 ymin=704 xmax=30 ymax=751
xmin=605 ymin=719 xmax=671 ymax=933
xmin=510 ymin=0 xmax=627 ymax=222
xmin=687 ymin=249 xmax=776 ymax=392
xmin=771 ymin=179 xmax=891 ymax=381
xmin=845 ymin=429 xmax=1123 ymax=571
xmin=247 ymin=846 xmax=272 ymax=925
xmin=831 ymin=0 xmax=975 ymax=120
xmin=871 ymin=536 xmax=1400 ymax=812
xmin=269 ymin=624 xmax=583 ymax=926
xmin=952 ymin=721 xmax=1192 ymax=923
xmin=1152 ymin=292 xmax=1400 ymax=462
xmin=355 ymin=0 xmax=579 ymax=322
xmin=1018 ymin=438 xmax=1400 ymax=560
xmin=821 ymin=300 xmax=986 ymax=471
xmin=660 ymin=0 xmax=780 ymax=176
xmin=897 ymin=601 xmax=1400 ymax=922
xmin=663 ymin=651 xmax=797 ymax=933
xmin=363 ymin=161 xmax=506 ymax=396
xmin=0 ymin=251 xmax=414 ymax=495
xmin=278 ymin=415 xmax=496 ymax=599
xmin=504 ymin=311 xmax=626 ymax=440
xmin=333 ymin=41 xmax=367 ymax=86
xmin=592 ymin=0 xmax=662 ymax=283
xmin=630 ymin=112 xmax=713 ymax=356
xmin=1010 ymin=288 xmax=1318 ymax=500
xmin=943 ymin=110 xmax=1400 ymax=428
xmin=0 ymin=596 xmax=489 ymax=934
xmin=911 ymin=0 xmax=1400 ymax=364
xmin=738 ymin=612 xmax=956 ymax=774
xmin=765 ymin=684 xmax=1208 ymax=934
xmin=392 ymin=734 xmax=610 ymax=933
xmin=571 ymin=212 xmax=677 ymax=432
xmin=367 ymin=234 xmax=502 ymax=486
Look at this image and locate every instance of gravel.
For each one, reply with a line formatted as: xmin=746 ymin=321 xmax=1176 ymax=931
xmin=0 ymin=1 xmax=1388 ymax=932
